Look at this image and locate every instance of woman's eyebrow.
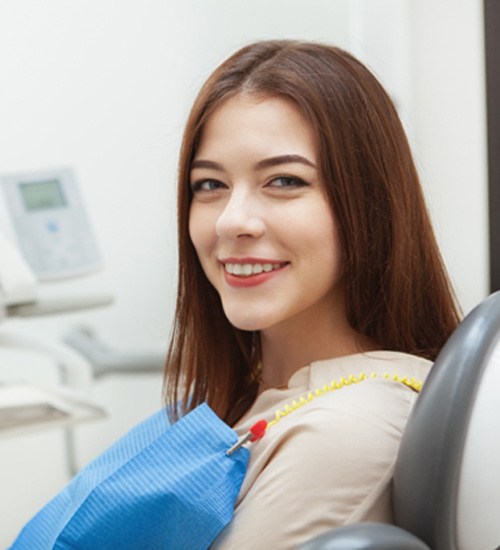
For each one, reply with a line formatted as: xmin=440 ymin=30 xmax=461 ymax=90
xmin=190 ymin=159 xmax=224 ymax=171
xmin=255 ymin=154 xmax=316 ymax=170
xmin=190 ymin=154 xmax=316 ymax=172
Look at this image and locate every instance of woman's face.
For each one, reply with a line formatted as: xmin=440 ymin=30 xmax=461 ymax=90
xmin=188 ymin=94 xmax=345 ymax=334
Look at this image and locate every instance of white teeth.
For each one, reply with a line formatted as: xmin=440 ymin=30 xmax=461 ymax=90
xmin=224 ymin=262 xmax=284 ymax=277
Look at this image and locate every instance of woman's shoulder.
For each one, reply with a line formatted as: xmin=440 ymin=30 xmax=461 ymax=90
xmin=266 ymin=351 xmax=431 ymax=441
xmin=236 ymin=351 xmax=432 ymax=435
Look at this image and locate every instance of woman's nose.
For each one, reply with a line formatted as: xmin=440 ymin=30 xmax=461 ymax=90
xmin=215 ymin=189 xmax=265 ymax=240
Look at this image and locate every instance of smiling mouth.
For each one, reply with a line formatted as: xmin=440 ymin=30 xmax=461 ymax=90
xmin=224 ymin=262 xmax=288 ymax=277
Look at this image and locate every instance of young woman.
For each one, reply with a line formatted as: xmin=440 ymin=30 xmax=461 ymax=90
xmin=164 ymin=40 xmax=460 ymax=548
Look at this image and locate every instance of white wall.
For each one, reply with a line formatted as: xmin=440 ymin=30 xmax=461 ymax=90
xmin=409 ymin=0 xmax=488 ymax=314
xmin=0 ymin=0 xmax=488 ymax=545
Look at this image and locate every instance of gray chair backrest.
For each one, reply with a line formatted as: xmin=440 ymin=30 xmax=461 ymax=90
xmin=394 ymin=291 xmax=500 ymax=550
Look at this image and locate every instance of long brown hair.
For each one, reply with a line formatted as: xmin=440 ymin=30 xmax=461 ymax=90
xmin=164 ymin=40 xmax=461 ymax=425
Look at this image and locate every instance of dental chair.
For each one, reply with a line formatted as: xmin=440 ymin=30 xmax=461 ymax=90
xmin=300 ymin=291 xmax=500 ymax=550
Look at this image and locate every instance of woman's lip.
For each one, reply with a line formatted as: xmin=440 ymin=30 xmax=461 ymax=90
xmin=223 ymin=263 xmax=288 ymax=288
xmin=219 ymin=257 xmax=287 ymax=264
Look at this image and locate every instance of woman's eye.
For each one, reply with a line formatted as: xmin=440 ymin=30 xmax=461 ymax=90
xmin=267 ymin=176 xmax=308 ymax=189
xmin=191 ymin=179 xmax=225 ymax=193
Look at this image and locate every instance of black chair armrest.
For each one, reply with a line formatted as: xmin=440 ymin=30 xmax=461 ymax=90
xmin=298 ymin=522 xmax=431 ymax=550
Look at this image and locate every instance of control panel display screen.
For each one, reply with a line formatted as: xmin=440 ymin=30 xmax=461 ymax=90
xmin=20 ymin=179 xmax=67 ymax=211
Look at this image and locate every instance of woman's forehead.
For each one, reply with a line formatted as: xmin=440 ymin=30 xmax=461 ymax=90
xmin=193 ymin=94 xmax=319 ymax=165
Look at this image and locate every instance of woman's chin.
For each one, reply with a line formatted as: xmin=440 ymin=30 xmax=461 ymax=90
xmin=227 ymin=318 xmax=266 ymax=332
xmin=223 ymin=311 xmax=271 ymax=332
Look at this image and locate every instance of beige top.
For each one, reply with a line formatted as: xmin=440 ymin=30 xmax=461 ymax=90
xmin=211 ymin=351 xmax=432 ymax=549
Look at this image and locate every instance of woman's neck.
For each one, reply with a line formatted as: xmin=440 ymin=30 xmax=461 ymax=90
xmin=258 ymin=315 xmax=375 ymax=390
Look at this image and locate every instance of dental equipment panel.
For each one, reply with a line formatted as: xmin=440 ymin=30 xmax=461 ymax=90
xmin=1 ymin=168 xmax=102 ymax=280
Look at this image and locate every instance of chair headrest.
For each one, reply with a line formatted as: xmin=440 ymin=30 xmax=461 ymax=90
xmin=393 ymin=291 xmax=500 ymax=549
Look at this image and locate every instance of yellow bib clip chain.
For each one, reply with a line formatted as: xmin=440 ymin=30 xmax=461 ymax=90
xmin=267 ymin=372 xmax=423 ymax=429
